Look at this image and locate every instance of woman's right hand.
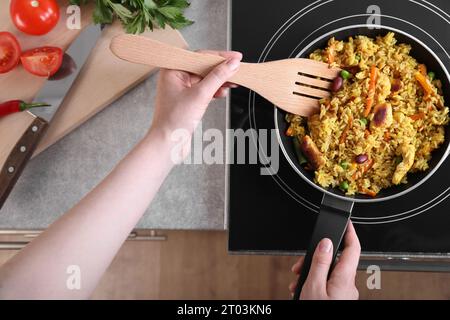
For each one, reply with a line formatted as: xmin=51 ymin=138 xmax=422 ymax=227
xmin=147 ymin=50 xmax=242 ymax=162
xmin=150 ymin=50 xmax=242 ymax=138
xmin=289 ymin=222 xmax=361 ymax=300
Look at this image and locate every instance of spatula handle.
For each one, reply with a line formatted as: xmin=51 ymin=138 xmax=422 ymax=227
xmin=111 ymin=34 xmax=228 ymax=77
xmin=110 ymin=34 xmax=261 ymax=89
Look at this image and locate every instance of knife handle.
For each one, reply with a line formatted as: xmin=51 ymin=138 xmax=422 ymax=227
xmin=0 ymin=117 xmax=48 ymax=210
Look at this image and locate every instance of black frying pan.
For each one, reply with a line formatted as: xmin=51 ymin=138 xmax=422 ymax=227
xmin=274 ymin=25 xmax=450 ymax=299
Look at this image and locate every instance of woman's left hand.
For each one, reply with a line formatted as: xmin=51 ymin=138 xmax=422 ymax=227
xmin=289 ymin=222 xmax=361 ymax=300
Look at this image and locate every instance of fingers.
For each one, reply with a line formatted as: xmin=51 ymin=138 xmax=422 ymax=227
xmin=214 ymin=87 xmax=229 ymax=98
xmin=192 ymin=51 xmax=241 ymax=97
xmin=223 ymin=82 xmax=239 ymax=89
xmin=330 ymin=222 xmax=361 ymax=283
xmin=195 ymin=52 xmax=242 ymax=98
xmin=189 ymin=74 xmax=203 ymax=86
xmin=191 ymin=75 xmax=238 ymax=99
xmin=289 ymin=279 xmax=298 ymax=294
xmin=196 ymin=50 xmax=242 ymax=61
xmin=303 ymin=238 xmax=333 ymax=292
xmin=291 ymin=256 xmax=304 ymax=275
xmin=207 ymin=51 xmax=243 ymax=90
xmin=194 ymin=80 xmax=237 ymax=99
xmin=291 ymin=225 xmax=360 ymax=300
xmin=288 ymin=257 xmax=304 ymax=295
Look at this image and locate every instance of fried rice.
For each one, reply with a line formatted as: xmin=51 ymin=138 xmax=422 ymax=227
xmin=285 ymin=32 xmax=449 ymax=196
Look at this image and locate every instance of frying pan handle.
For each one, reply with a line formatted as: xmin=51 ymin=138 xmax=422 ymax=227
xmin=293 ymin=194 xmax=353 ymax=300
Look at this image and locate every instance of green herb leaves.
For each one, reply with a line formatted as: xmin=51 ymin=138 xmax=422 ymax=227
xmin=70 ymin=0 xmax=193 ymax=34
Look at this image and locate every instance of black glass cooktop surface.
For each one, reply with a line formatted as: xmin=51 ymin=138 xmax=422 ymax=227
xmin=228 ymin=0 xmax=450 ymax=256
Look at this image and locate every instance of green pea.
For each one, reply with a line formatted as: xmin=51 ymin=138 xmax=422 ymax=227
xmin=355 ymin=54 xmax=361 ymax=61
xmin=340 ymin=181 xmax=349 ymax=191
xmin=428 ymin=71 xmax=435 ymax=81
xmin=340 ymin=70 xmax=351 ymax=80
xmin=359 ymin=118 xmax=368 ymax=127
xmin=340 ymin=161 xmax=349 ymax=170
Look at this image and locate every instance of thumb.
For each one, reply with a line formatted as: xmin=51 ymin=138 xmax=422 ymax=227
xmin=304 ymin=238 xmax=333 ymax=291
xmin=196 ymin=56 xmax=241 ymax=98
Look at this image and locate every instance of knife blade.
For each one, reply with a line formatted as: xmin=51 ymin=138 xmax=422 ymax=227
xmin=0 ymin=25 xmax=102 ymax=209
xmin=33 ymin=25 xmax=102 ymax=121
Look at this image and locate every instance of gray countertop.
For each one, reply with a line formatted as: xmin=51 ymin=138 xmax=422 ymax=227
xmin=0 ymin=0 xmax=229 ymax=230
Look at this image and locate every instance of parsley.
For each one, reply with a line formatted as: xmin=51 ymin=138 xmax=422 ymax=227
xmin=70 ymin=0 xmax=194 ymax=34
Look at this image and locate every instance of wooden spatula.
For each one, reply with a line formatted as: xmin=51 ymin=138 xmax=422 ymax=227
xmin=110 ymin=35 xmax=341 ymax=116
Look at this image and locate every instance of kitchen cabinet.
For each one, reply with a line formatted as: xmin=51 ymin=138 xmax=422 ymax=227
xmin=0 ymin=229 xmax=168 ymax=250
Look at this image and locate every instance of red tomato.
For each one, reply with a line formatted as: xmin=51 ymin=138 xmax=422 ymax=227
xmin=20 ymin=47 xmax=63 ymax=77
xmin=10 ymin=0 xmax=60 ymax=36
xmin=0 ymin=32 xmax=21 ymax=74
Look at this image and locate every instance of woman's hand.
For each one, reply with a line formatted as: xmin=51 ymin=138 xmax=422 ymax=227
xmin=150 ymin=50 xmax=242 ymax=142
xmin=289 ymin=222 xmax=361 ymax=300
xmin=0 ymin=51 xmax=243 ymax=299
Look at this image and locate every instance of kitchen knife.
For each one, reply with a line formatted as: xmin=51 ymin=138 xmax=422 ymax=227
xmin=0 ymin=24 xmax=102 ymax=209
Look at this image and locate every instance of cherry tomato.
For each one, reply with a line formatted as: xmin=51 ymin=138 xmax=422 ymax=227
xmin=10 ymin=0 xmax=60 ymax=36
xmin=21 ymin=47 xmax=63 ymax=77
xmin=0 ymin=32 xmax=21 ymax=74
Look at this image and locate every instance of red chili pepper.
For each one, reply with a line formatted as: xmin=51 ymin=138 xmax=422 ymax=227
xmin=0 ymin=100 xmax=50 ymax=118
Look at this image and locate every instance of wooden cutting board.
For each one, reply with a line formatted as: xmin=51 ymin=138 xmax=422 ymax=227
xmin=0 ymin=0 xmax=187 ymax=206
xmin=0 ymin=0 xmax=94 ymax=169
xmin=35 ymin=21 xmax=187 ymax=155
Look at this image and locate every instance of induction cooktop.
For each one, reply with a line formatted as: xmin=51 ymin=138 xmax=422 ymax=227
xmin=227 ymin=0 xmax=450 ymax=265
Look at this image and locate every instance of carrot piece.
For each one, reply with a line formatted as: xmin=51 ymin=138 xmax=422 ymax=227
xmin=415 ymin=72 xmax=433 ymax=98
xmin=326 ymin=43 xmax=335 ymax=64
xmin=363 ymin=66 xmax=379 ymax=117
xmin=352 ymin=158 xmax=374 ymax=180
xmin=339 ymin=126 xmax=349 ymax=144
xmin=410 ymin=112 xmax=425 ymax=121
xmin=418 ymin=64 xmax=427 ymax=76
xmin=384 ymin=131 xmax=390 ymax=142
xmin=285 ymin=126 xmax=294 ymax=136
xmin=339 ymin=118 xmax=353 ymax=144
xmin=364 ymin=129 xmax=371 ymax=138
xmin=360 ymin=187 xmax=377 ymax=197
xmin=362 ymin=158 xmax=374 ymax=173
